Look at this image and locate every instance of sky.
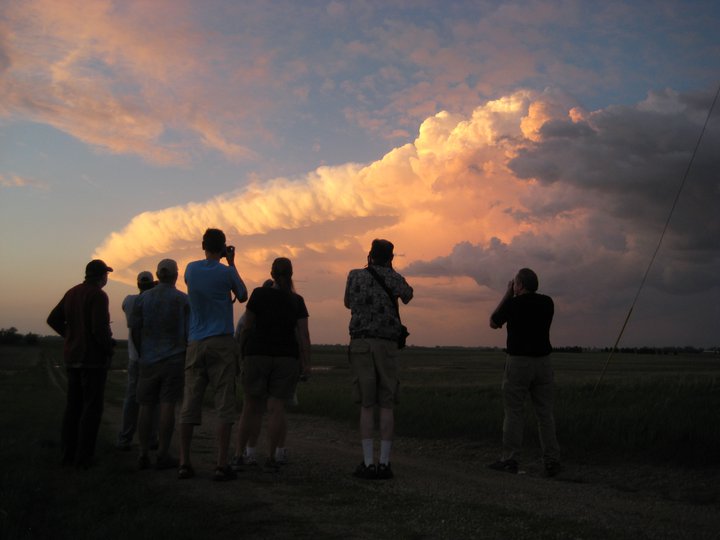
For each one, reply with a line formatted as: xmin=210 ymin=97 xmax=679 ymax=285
xmin=1 ymin=0 xmax=719 ymax=348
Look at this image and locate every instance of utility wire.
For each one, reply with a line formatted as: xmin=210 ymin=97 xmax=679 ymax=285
xmin=594 ymin=83 xmax=720 ymax=393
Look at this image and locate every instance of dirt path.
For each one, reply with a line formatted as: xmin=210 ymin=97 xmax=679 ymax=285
xmin=98 ymin=388 xmax=720 ymax=539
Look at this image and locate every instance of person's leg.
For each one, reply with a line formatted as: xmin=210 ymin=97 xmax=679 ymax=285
xmin=76 ymin=368 xmax=108 ymax=468
xmin=118 ymin=358 xmax=139 ymax=448
xmin=530 ymin=356 xmax=560 ymax=466
xmin=501 ymin=356 xmax=530 ymax=462
xmin=350 ymin=339 xmax=378 ymax=470
xmin=235 ymin=395 xmax=264 ymax=458
xmin=61 ymin=369 xmax=82 ymax=466
xmin=379 ymin=407 xmax=394 ymax=465
xmin=137 ymin=404 xmax=153 ymax=458
xmin=179 ymin=423 xmax=194 ymax=466
xmin=359 ymin=406 xmax=375 ymax=466
xmin=207 ymin=336 xmax=239 ymax=468
xmin=266 ymin=397 xmax=286 ymax=461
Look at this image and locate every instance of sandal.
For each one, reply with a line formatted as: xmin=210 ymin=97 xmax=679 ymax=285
xmin=212 ymin=465 xmax=237 ymax=482
xmin=177 ymin=463 xmax=195 ymax=480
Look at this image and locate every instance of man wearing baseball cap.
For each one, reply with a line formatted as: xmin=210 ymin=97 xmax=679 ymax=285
xmin=131 ymin=259 xmax=189 ymax=470
xmin=117 ymin=270 xmax=158 ymax=451
xmin=47 ymin=259 xmax=117 ymax=469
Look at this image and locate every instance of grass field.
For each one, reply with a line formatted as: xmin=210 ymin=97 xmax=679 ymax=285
xmin=1 ymin=342 xmax=719 ymax=538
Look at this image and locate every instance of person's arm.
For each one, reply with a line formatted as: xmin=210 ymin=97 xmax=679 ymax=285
xmin=90 ymin=291 xmax=115 ymax=355
xmin=46 ymin=297 xmax=66 ymax=337
xmin=343 ymin=272 xmax=354 ymax=309
xmin=228 ymin=264 xmax=248 ymax=303
xmin=397 ymin=275 xmax=414 ymax=305
xmin=238 ymin=308 xmax=255 ymax=353
xmin=489 ymin=280 xmax=514 ymax=329
xmin=296 ymin=317 xmax=311 ymax=379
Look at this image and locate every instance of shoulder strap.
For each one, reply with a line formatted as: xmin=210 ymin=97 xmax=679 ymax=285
xmin=366 ymin=267 xmax=401 ymax=320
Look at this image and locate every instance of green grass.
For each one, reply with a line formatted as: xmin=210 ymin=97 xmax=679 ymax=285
xmin=293 ymin=346 xmax=720 ymax=465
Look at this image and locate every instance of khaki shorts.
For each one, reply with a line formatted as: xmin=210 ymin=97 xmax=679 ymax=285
xmin=349 ymin=338 xmax=399 ymax=408
xmin=180 ymin=336 xmax=238 ymax=425
xmin=242 ymin=355 xmax=299 ymax=400
xmin=137 ymin=353 xmax=185 ymax=405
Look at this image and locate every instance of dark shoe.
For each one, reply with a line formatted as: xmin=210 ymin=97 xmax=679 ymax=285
xmin=263 ymin=458 xmax=280 ymax=473
xmin=155 ymin=455 xmax=179 ymax=470
xmin=177 ymin=463 xmax=195 ymax=480
xmin=488 ymin=459 xmax=518 ymax=474
xmin=353 ymin=462 xmax=377 ymax=479
xmin=376 ymin=463 xmax=394 ymax=480
xmin=544 ymin=461 xmax=562 ymax=477
xmin=137 ymin=454 xmax=152 ymax=470
xmin=149 ymin=440 xmax=159 ymax=451
xmin=116 ymin=441 xmax=132 ymax=452
xmin=229 ymin=455 xmax=244 ymax=472
xmin=212 ymin=465 xmax=237 ymax=481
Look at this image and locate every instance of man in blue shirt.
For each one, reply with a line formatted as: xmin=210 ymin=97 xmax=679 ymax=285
xmin=131 ymin=259 xmax=189 ymax=470
xmin=178 ymin=228 xmax=248 ymax=481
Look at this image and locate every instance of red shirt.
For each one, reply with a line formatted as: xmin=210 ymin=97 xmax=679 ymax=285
xmin=47 ymin=281 xmax=115 ymax=368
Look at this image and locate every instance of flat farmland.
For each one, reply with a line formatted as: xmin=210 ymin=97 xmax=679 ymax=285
xmin=1 ymin=343 xmax=719 ymax=539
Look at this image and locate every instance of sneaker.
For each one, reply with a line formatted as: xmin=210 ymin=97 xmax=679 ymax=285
xmin=155 ymin=455 xmax=179 ymax=470
xmin=177 ymin=463 xmax=195 ymax=480
xmin=274 ymin=448 xmax=288 ymax=465
xmin=116 ymin=440 xmax=132 ymax=452
xmin=487 ymin=459 xmax=519 ymax=474
xmin=353 ymin=462 xmax=377 ymax=480
xmin=137 ymin=454 xmax=152 ymax=470
xmin=376 ymin=463 xmax=394 ymax=480
xmin=544 ymin=461 xmax=562 ymax=477
xmin=212 ymin=465 xmax=237 ymax=482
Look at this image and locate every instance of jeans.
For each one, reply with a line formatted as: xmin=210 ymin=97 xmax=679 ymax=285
xmin=62 ymin=368 xmax=108 ymax=467
xmin=501 ymin=355 xmax=560 ymax=464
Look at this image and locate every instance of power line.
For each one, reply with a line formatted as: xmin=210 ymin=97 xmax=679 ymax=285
xmin=594 ymin=83 xmax=720 ymax=393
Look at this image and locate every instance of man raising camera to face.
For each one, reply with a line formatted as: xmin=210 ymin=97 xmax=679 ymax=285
xmin=178 ymin=228 xmax=248 ymax=481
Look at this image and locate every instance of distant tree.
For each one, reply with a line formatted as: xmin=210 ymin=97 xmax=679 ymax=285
xmin=0 ymin=327 xmax=23 ymax=345
xmin=24 ymin=332 xmax=39 ymax=345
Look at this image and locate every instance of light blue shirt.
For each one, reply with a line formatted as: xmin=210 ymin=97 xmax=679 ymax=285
xmin=185 ymin=259 xmax=247 ymax=341
xmin=132 ymin=283 xmax=189 ymax=365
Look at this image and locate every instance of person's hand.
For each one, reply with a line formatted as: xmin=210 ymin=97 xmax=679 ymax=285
xmin=225 ymin=245 xmax=236 ymax=267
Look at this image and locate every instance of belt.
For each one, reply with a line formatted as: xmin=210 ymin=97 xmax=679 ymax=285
xmin=351 ymin=332 xmax=389 ymax=340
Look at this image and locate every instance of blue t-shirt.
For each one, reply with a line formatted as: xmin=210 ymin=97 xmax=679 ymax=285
xmin=185 ymin=259 xmax=247 ymax=341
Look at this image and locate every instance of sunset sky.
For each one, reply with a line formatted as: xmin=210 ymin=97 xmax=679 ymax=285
xmin=1 ymin=0 xmax=718 ymax=348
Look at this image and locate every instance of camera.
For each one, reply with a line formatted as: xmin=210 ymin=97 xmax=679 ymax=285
xmin=221 ymin=245 xmax=235 ymax=257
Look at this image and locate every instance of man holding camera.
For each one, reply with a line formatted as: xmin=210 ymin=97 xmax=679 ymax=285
xmin=344 ymin=239 xmax=413 ymax=480
xmin=178 ymin=228 xmax=248 ymax=481
xmin=488 ymin=267 xmax=561 ymax=477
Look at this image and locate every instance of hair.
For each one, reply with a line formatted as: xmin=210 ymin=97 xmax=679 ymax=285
xmin=369 ymin=239 xmax=394 ymax=265
xmin=202 ymin=228 xmax=226 ymax=254
xmin=516 ymin=268 xmax=539 ymax=292
xmin=270 ymin=257 xmax=294 ymax=293
xmin=138 ymin=280 xmax=156 ymax=292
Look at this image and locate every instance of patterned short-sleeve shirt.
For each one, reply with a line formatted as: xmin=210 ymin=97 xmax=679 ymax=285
xmin=344 ymin=265 xmax=413 ymax=341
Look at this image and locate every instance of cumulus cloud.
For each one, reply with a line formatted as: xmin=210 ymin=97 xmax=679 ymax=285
xmin=0 ymin=173 xmax=46 ymax=190
xmin=93 ymin=87 xmax=719 ymax=346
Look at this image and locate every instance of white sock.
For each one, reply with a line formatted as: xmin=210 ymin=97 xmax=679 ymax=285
xmin=275 ymin=447 xmax=286 ymax=460
xmin=361 ymin=439 xmax=374 ymax=466
xmin=244 ymin=446 xmax=256 ymax=458
xmin=379 ymin=440 xmax=392 ymax=465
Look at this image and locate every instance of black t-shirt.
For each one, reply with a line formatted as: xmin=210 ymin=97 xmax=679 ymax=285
xmin=244 ymin=287 xmax=309 ymax=357
xmin=492 ymin=293 xmax=553 ymax=357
